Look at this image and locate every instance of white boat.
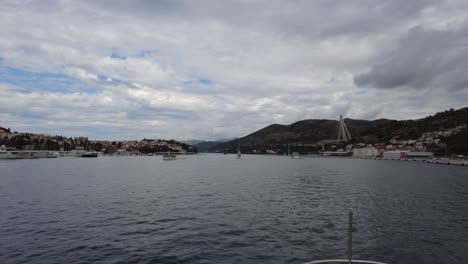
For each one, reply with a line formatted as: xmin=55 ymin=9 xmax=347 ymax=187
xmin=304 ymin=210 xmax=385 ymax=264
xmin=0 ymin=150 xmax=30 ymax=159
xmin=292 ymin=152 xmax=300 ymax=159
xmin=0 ymin=151 xmax=11 ymax=159
xmin=237 ymin=138 xmax=242 ymax=158
xmin=0 ymin=150 xmax=58 ymax=159
xmin=81 ymin=152 xmax=98 ymax=158
xmin=162 ymin=152 xmax=177 ymax=160
xmin=34 ymin=151 xmax=58 ymax=158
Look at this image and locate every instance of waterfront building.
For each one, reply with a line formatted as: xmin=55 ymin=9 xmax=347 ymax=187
xmin=406 ymin=152 xmax=434 ymax=159
xmin=381 ymin=150 xmax=434 ymax=160
xmin=382 ymin=150 xmax=409 ymax=159
xmin=321 ymin=151 xmax=353 ymax=156
xmin=352 ymin=146 xmax=378 ymax=157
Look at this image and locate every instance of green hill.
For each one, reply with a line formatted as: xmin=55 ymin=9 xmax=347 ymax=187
xmin=211 ymin=107 xmax=468 ymax=156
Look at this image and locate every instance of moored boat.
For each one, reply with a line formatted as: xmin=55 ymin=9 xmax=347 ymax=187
xmin=81 ymin=152 xmax=98 ymax=158
xmin=237 ymin=138 xmax=242 ymax=158
xmin=0 ymin=149 xmax=58 ymax=159
xmin=0 ymin=150 xmax=32 ymax=159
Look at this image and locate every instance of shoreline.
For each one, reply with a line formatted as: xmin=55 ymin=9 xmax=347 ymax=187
xmin=300 ymin=155 xmax=467 ymax=166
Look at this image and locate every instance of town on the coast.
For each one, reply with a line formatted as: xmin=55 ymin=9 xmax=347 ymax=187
xmin=1 ymin=107 xmax=468 ymax=165
xmin=0 ymin=126 xmax=196 ymax=159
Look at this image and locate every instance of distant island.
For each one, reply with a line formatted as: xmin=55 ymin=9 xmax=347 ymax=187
xmin=210 ymin=107 xmax=468 ymax=157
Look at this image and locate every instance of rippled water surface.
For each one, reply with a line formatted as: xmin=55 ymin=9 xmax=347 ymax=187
xmin=1 ymin=155 xmax=468 ymax=264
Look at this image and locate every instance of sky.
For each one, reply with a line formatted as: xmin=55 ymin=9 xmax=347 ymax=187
xmin=1 ymin=0 xmax=468 ymax=140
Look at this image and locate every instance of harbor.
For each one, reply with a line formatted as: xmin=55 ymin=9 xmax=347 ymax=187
xmin=2 ymin=143 xmax=467 ymax=167
xmin=1 ymin=1 xmax=468 ymax=263
xmin=1 ymin=154 xmax=467 ymax=264
xmin=0 ymin=146 xmax=59 ymax=159
xmin=301 ymin=154 xmax=468 ymax=166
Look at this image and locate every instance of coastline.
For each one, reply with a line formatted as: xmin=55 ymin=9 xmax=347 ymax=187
xmin=298 ymin=155 xmax=467 ymax=167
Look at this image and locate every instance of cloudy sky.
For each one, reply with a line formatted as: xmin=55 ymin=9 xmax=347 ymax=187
xmin=1 ymin=0 xmax=467 ymax=140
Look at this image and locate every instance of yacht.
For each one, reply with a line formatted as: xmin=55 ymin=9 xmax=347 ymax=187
xmin=81 ymin=152 xmax=98 ymax=158
xmin=35 ymin=151 xmax=59 ymax=158
xmin=0 ymin=150 xmax=28 ymax=159
xmin=0 ymin=150 xmax=58 ymax=159
xmin=292 ymin=152 xmax=300 ymax=159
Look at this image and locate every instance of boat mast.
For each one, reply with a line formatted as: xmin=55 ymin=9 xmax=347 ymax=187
xmin=348 ymin=208 xmax=353 ymax=263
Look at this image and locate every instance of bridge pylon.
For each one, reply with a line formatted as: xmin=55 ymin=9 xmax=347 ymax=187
xmin=337 ymin=115 xmax=351 ymax=143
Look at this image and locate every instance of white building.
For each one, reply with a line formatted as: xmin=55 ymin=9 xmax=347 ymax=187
xmin=383 ymin=150 xmax=409 ymax=159
xmin=382 ymin=150 xmax=433 ymax=160
xmin=352 ymin=146 xmax=378 ymax=157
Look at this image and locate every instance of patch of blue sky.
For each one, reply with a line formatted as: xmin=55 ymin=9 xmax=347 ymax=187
xmin=136 ymin=50 xmax=158 ymax=58
xmin=0 ymin=65 xmax=98 ymax=94
xmin=82 ymin=87 xmax=103 ymax=94
xmin=198 ymin=78 xmax=212 ymax=85
xmin=183 ymin=77 xmax=213 ymax=86
xmin=97 ymin=74 xmax=109 ymax=81
xmin=354 ymin=89 xmax=367 ymax=95
xmin=0 ymin=66 xmax=74 ymax=83
xmin=112 ymin=78 xmax=132 ymax=86
xmin=110 ymin=53 xmax=126 ymax=60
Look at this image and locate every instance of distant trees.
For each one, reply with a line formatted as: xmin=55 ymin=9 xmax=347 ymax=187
xmin=138 ymin=145 xmax=171 ymax=154
xmin=95 ymin=143 xmax=103 ymax=152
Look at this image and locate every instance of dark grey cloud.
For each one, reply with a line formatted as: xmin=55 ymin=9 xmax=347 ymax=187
xmin=354 ymin=23 xmax=468 ymax=91
xmin=86 ymin=0 xmax=435 ymax=40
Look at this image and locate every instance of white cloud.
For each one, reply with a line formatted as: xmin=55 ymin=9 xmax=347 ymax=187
xmin=64 ymin=67 xmax=98 ymax=81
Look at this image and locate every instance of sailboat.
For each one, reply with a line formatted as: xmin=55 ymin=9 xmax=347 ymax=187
xmin=237 ymin=138 xmax=242 ymax=158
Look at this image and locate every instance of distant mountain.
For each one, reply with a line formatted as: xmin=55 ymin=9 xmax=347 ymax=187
xmin=212 ymin=119 xmax=389 ymax=150
xmin=189 ymin=138 xmax=236 ymax=152
xmin=211 ymin=107 xmax=468 ymax=155
xmin=212 ymin=137 xmax=237 ymax=143
xmin=182 ymin=139 xmax=204 ymax=145
xmin=193 ymin=141 xmax=224 ymax=152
